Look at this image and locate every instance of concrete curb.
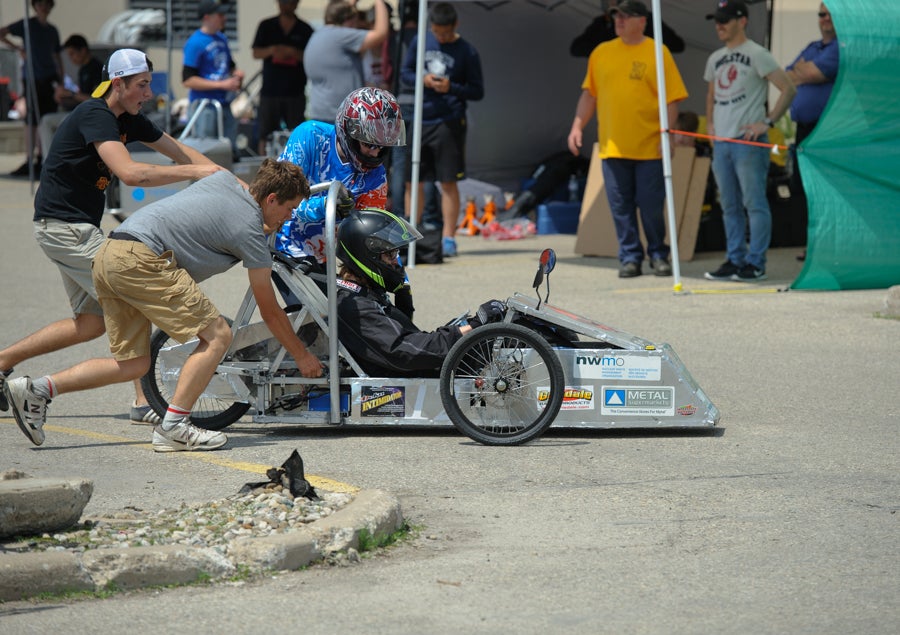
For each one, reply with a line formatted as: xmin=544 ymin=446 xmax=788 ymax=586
xmin=0 ymin=489 xmax=403 ymax=601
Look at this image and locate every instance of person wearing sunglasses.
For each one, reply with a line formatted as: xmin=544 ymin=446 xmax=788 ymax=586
xmin=785 ymin=3 xmax=839 ymax=261
xmin=702 ymin=0 xmax=796 ymax=282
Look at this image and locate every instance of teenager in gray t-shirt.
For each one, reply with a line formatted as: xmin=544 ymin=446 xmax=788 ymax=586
xmin=5 ymin=160 xmax=324 ymax=454
xmin=118 ymin=170 xmax=273 ymax=282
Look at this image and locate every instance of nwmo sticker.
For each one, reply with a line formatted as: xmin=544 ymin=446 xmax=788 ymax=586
xmin=574 ymin=354 xmax=662 ymax=381
xmin=537 ymin=386 xmax=595 ymax=411
xmin=600 ymin=386 xmax=674 ymax=416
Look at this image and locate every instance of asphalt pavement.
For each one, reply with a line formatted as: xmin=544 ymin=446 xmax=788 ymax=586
xmin=0 ymin=153 xmax=897 ymax=634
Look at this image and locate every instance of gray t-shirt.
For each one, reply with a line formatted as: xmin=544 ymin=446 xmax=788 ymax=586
xmin=303 ymin=25 xmax=368 ymax=121
xmin=118 ymin=171 xmax=272 ymax=282
xmin=704 ymin=39 xmax=779 ymax=139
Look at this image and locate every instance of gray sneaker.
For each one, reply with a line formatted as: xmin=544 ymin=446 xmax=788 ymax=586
xmin=0 ymin=368 xmax=11 ymax=411
xmin=131 ymin=401 xmax=162 ymax=425
xmin=152 ymin=420 xmax=227 ymax=452
xmin=5 ymin=376 xmax=48 ymax=446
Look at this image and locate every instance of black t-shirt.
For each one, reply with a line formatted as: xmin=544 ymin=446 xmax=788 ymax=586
xmin=34 ymin=98 xmax=163 ymax=226
xmin=251 ymin=15 xmax=314 ymax=98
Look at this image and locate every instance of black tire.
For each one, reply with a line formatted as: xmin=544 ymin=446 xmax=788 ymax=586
xmin=439 ymin=322 xmax=565 ymax=445
xmin=141 ymin=325 xmax=250 ymax=431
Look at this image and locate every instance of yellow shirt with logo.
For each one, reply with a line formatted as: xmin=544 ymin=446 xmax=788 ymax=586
xmin=582 ymin=37 xmax=687 ymax=160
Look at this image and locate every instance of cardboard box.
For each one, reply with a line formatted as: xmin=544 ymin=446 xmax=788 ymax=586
xmin=574 ymin=144 xmax=711 ymax=261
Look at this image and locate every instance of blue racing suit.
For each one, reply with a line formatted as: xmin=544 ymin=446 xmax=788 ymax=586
xmin=275 ymin=121 xmax=388 ymax=262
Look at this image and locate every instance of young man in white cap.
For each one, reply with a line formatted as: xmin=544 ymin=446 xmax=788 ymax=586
xmin=0 ymin=48 xmax=224 ymax=425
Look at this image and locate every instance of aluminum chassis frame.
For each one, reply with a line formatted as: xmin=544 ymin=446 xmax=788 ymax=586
xmin=154 ymin=180 xmax=719 ymax=431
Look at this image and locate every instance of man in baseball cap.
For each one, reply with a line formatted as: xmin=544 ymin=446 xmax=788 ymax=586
xmin=706 ymin=0 xmax=749 ymax=22
xmin=197 ymin=0 xmax=229 ymax=20
xmin=610 ymin=0 xmax=650 ymax=19
xmin=90 ymin=48 xmax=150 ymax=98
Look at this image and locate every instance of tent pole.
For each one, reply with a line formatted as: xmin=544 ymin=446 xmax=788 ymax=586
xmin=165 ymin=0 xmax=173 ymax=135
xmin=407 ymin=0 xmax=428 ymax=268
xmin=651 ymin=0 xmax=682 ymax=292
xmin=21 ymin=0 xmax=39 ymax=193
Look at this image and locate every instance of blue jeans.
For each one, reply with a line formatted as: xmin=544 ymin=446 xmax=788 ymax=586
xmin=601 ymin=158 xmax=668 ymax=264
xmin=187 ymin=99 xmax=238 ymax=158
xmin=712 ymin=138 xmax=772 ymax=269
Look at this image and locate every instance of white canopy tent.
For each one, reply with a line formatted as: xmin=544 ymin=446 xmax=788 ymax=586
xmin=405 ymin=0 xmax=771 ymax=283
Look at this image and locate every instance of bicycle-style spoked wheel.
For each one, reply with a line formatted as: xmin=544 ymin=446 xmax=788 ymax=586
xmin=141 ymin=326 xmax=250 ymax=431
xmin=439 ymin=322 xmax=564 ymax=445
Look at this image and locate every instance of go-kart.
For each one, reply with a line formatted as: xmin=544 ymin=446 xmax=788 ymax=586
xmin=142 ymin=181 xmax=719 ymax=445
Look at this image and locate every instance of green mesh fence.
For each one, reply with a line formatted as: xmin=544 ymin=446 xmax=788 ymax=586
xmin=791 ymin=0 xmax=900 ymax=290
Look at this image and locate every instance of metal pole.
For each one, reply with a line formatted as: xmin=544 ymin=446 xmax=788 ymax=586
xmin=165 ymin=0 xmax=172 ymax=134
xmin=20 ymin=0 xmax=39 ymax=192
xmin=651 ymin=0 xmax=683 ymax=293
xmin=406 ymin=0 xmax=428 ymax=269
xmin=323 ymin=180 xmax=342 ymax=424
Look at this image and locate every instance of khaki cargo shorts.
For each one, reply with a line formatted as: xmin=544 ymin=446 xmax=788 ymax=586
xmin=92 ymin=238 xmax=222 ymax=361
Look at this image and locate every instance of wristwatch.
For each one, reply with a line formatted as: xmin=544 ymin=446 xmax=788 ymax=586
xmin=763 ymin=116 xmax=775 ymax=127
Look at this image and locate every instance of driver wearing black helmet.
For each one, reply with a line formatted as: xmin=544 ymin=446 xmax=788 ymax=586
xmin=335 ymin=208 xmax=503 ymax=377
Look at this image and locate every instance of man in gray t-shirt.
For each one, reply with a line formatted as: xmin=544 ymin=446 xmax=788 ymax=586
xmin=5 ymin=160 xmax=324 ymax=454
xmin=702 ymin=0 xmax=795 ymax=282
xmin=304 ymin=0 xmax=389 ymax=122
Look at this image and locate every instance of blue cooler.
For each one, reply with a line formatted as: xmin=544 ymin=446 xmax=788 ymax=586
xmin=536 ymin=201 xmax=581 ymax=235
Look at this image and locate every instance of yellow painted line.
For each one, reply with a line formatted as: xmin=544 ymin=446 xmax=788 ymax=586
xmin=1 ymin=419 xmax=359 ymax=494
xmin=683 ymin=287 xmax=781 ymax=295
xmin=605 ymin=286 xmax=782 ymax=295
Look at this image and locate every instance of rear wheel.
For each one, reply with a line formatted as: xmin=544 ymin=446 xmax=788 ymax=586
xmin=141 ymin=325 xmax=250 ymax=431
xmin=439 ymin=323 xmax=564 ymax=445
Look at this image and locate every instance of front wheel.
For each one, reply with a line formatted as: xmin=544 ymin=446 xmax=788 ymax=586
xmin=439 ymin=322 xmax=565 ymax=445
xmin=141 ymin=326 xmax=250 ymax=431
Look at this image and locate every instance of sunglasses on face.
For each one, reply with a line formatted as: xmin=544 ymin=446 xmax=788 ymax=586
xmin=359 ymin=141 xmax=384 ymax=151
xmin=714 ymin=16 xmax=736 ymax=24
xmin=817 ymin=12 xmax=831 ymax=18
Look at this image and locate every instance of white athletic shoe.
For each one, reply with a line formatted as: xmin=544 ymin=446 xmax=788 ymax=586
xmin=5 ymin=376 xmax=49 ymax=446
xmin=152 ymin=420 xmax=227 ymax=452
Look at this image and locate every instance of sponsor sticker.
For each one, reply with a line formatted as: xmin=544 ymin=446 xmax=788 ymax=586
xmin=575 ymin=354 xmax=662 ymax=381
xmin=538 ymin=386 xmax=595 ymax=411
xmin=600 ymin=386 xmax=674 ymax=416
xmin=360 ymin=386 xmax=405 ymax=417
xmin=676 ymin=404 xmax=697 ymax=416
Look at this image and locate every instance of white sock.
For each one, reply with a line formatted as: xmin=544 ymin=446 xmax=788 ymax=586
xmin=161 ymin=405 xmax=191 ymax=430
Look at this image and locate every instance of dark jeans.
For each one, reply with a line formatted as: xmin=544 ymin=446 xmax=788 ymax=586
xmin=601 ymin=158 xmax=668 ymax=264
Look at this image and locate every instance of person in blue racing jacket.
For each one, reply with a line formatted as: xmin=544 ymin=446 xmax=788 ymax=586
xmin=275 ymin=86 xmax=405 ymax=264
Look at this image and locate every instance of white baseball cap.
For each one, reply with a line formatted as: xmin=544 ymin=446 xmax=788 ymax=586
xmin=91 ymin=49 xmax=151 ymax=98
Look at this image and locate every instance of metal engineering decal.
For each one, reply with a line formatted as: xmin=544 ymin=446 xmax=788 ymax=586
xmin=601 ymin=386 xmax=674 ymax=416
xmin=575 ymin=354 xmax=662 ymax=381
xmin=537 ymin=386 xmax=595 ymax=411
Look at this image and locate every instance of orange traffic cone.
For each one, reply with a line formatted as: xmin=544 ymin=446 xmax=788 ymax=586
xmin=458 ymin=196 xmax=480 ymax=236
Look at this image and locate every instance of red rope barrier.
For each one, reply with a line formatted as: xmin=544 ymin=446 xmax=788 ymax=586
xmin=666 ymin=129 xmax=788 ymax=151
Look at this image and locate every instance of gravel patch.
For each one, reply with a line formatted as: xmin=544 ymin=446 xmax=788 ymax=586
xmin=3 ymin=485 xmax=353 ymax=557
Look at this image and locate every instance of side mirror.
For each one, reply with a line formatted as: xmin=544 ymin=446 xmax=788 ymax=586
xmin=532 ymin=248 xmax=556 ymax=308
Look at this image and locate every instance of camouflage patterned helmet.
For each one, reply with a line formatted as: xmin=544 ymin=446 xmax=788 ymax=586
xmin=334 ymin=87 xmax=406 ymax=172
